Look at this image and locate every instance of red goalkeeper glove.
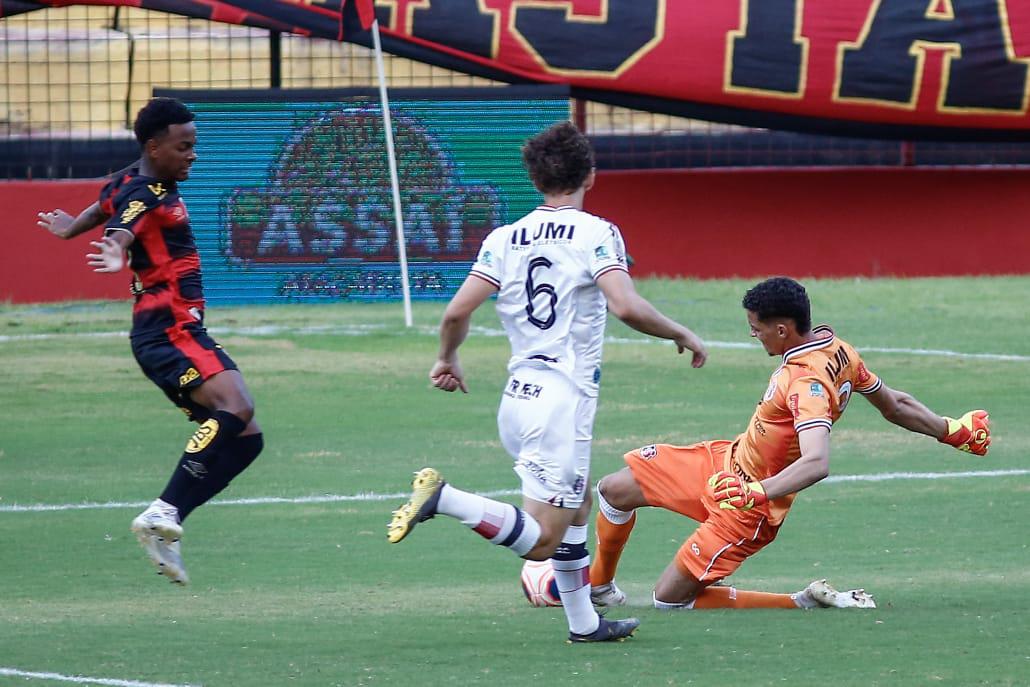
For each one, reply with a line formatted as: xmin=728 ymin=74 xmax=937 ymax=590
xmin=708 ymin=470 xmax=768 ymax=511
xmin=939 ymin=410 xmax=990 ymax=456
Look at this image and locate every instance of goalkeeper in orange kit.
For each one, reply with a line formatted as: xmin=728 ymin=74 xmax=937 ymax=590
xmin=589 ymin=277 xmax=991 ymax=611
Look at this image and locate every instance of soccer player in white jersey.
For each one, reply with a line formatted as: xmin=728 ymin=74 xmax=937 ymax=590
xmin=387 ymin=121 xmax=707 ymax=642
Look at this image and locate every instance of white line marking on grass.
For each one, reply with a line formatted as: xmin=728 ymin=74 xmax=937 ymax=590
xmin=0 ymin=667 xmax=200 ymax=687
xmin=1 ymin=470 xmax=1026 ymax=514
xmin=1 ymin=325 xmax=1027 ymax=362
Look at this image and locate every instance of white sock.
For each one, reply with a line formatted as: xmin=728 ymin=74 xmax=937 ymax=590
xmin=438 ymin=485 xmax=540 ymax=556
xmin=551 ymin=524 xmax=599 ymax=635
xmin=653 ymin=591 xmax=692 ymax=610
xmin=437 ymin=484 xmax=484 ymax=524
xmin=151 ymin=499 xmax=180 ymax=521
xmin=597 ymin=487 xmax=634 ymax=524
xmin=792 ymin=590 xmax=820 ymax=609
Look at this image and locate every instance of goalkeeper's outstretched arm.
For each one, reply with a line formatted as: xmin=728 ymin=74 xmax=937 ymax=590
xmin=864 ymin=383 xmax=990 ymax=455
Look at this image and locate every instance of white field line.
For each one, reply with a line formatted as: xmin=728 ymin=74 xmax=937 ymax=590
xmin=0 ymin=667 xmax=199 ymax=687
xmin=1 ymin=323 xmax=1027 ymax=361
xmin=1 ymin=469 xmax=1027 ymax=514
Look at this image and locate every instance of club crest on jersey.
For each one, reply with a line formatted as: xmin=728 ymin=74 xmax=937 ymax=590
xmin=147 ymin=182 xmax=167 ymax=199
xmin=809 ymin=382 xmax=824 ymax=397
xmin=640 ymin=444 xmax=658 ymax=459
xmin=120 ymin=200 xmax=147 ymax=224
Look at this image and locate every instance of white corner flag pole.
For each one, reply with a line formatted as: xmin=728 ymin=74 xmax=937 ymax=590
xmin=371 ymin=18 xmax=413 ymax=327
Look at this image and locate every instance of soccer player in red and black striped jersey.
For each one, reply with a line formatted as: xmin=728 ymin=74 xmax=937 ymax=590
xmin=37 ymin=97 xmax=264 ymax=585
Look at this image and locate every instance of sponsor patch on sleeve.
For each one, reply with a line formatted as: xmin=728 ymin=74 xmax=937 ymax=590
xmin=857 ymin=362 xmax=871 ymax=385
xmin=809 ymin=382 xmax=824 ymax=397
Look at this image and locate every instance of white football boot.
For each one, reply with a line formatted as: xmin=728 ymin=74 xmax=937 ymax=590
xmin=131 ymin=502 xmax=188 ymax=585
xmin=796 ymin=579 xmax=875 ymax=609
xmin=590 ymin=581 xmax=627 ymax=607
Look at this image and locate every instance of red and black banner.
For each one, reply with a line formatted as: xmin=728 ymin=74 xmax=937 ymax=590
xmin=5 ymin=0 xmax=1030 ymax=140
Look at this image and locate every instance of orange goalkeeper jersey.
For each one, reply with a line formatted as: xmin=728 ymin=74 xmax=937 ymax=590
xmin=729 ymin=325 xmax=881 ymax=525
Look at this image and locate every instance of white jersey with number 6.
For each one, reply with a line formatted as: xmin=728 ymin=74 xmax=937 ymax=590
xmin=469 ymin=205 xmax=628 ymax=397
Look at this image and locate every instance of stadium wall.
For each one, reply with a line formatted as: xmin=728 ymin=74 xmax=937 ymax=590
xmin=3 ymin=168 xmax=1030 ymax=303
xmin=587 ymin=168 xmax=1030 ymax=279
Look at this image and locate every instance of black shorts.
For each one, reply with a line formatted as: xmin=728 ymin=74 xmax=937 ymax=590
xmin=131 ymin=322 xmax=238 ymax=422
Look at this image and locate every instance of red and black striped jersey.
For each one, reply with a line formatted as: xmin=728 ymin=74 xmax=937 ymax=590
xmin=99 ymin=168 xmax=204 ymax=332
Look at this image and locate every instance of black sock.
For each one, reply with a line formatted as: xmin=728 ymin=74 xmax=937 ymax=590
xmin=177 ymin=433 xmax=264 ymax=520
xmin=159 ymin=410 xmax=247 ymax=514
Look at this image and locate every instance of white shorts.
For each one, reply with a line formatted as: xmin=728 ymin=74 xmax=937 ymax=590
xmin=497 ymin=366 xmax=598 ymax=509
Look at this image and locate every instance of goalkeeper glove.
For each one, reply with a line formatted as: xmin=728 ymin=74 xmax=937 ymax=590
xmin=708 ymin=470 xmax=768 ymax=511
xmin=939 ymin=409 xmax=990 ymax=456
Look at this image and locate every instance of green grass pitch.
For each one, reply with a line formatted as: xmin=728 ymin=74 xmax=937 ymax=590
xmin=1 ymin=276 xmax=1027 ymax=686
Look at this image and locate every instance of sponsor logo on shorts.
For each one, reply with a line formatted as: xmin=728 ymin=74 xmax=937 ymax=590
xmin=572 ymin=476 xmax=585 ymax=495
xmin=179 ymin=367 xmax=200 ymax=387
xmin=691 ymin=543 xmax=701 ymax=556
xmin=593 ymin=367 xmax=601 ymax=384
xmin=640 ymin=444 xmax=658 ymax=460
xmin=519 ymin=458 xmax=551 ymax=486
xmin=504 ymin=377 xmax=543 ymax=400
xmin=185 ymin=418 xmax=219 ymax=454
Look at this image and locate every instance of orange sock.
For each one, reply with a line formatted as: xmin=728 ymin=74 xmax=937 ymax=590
xmin=589 ymin=510 xmax=636 ymax=586
xmin=691 ymin=586 xmax=799 ymax=609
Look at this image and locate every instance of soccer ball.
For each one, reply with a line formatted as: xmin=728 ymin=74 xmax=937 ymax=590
xmin=520 ymin=559 xmax=562 ymax=607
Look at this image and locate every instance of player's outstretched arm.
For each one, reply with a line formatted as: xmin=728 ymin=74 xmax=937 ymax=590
xmin=596 ymin=270 xmax=707 ymax=368
xmin=864 ymin=384 xmax=990 ymax=455
xmin=430 ymin=275 xmax=497 ymax=393
xmin=86 ymin=232 xmax=131 ymax=273
xmin=37 ymin=202 xmax=111 ymax=240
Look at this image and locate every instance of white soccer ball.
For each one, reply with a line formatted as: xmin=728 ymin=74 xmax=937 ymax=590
xmin=520 ymin=559 xmax=562 ymax=607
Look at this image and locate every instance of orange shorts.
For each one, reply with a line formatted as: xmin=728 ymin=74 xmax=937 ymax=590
xmin=625 ymin=441 xmax=779 ymax=584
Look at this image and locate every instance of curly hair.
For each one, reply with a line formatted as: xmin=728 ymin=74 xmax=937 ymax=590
xmin=133 ymin=97 xmax=195 ymax=147
xmin=521 ymin=121 xmax=595 ymax=195
xmin=742 ymin=277 xmax=812 ymax=334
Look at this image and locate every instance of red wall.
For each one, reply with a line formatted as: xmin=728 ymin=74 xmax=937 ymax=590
xmin=0 ymin=180 xmax=126 ymax=303
xmin=3 ymin=169 xmax=1029 ymax=304
xmin=587 ymin=168 xmax=1030 ymax=278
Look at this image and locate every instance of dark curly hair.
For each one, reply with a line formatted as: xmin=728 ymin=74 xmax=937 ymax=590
xmin=521 ymin=121 xmax=594 ymax=195
xmin=742 ymin=277 xmax=812 ymax=334
xmin=133 ymin=97 xmax=194 ymax=147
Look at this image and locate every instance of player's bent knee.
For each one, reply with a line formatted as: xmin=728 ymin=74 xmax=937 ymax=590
xmin=524 ymin=532 xmax=563 ymax=561
xmin=598 ymin=469 xmax=638 ymax=511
